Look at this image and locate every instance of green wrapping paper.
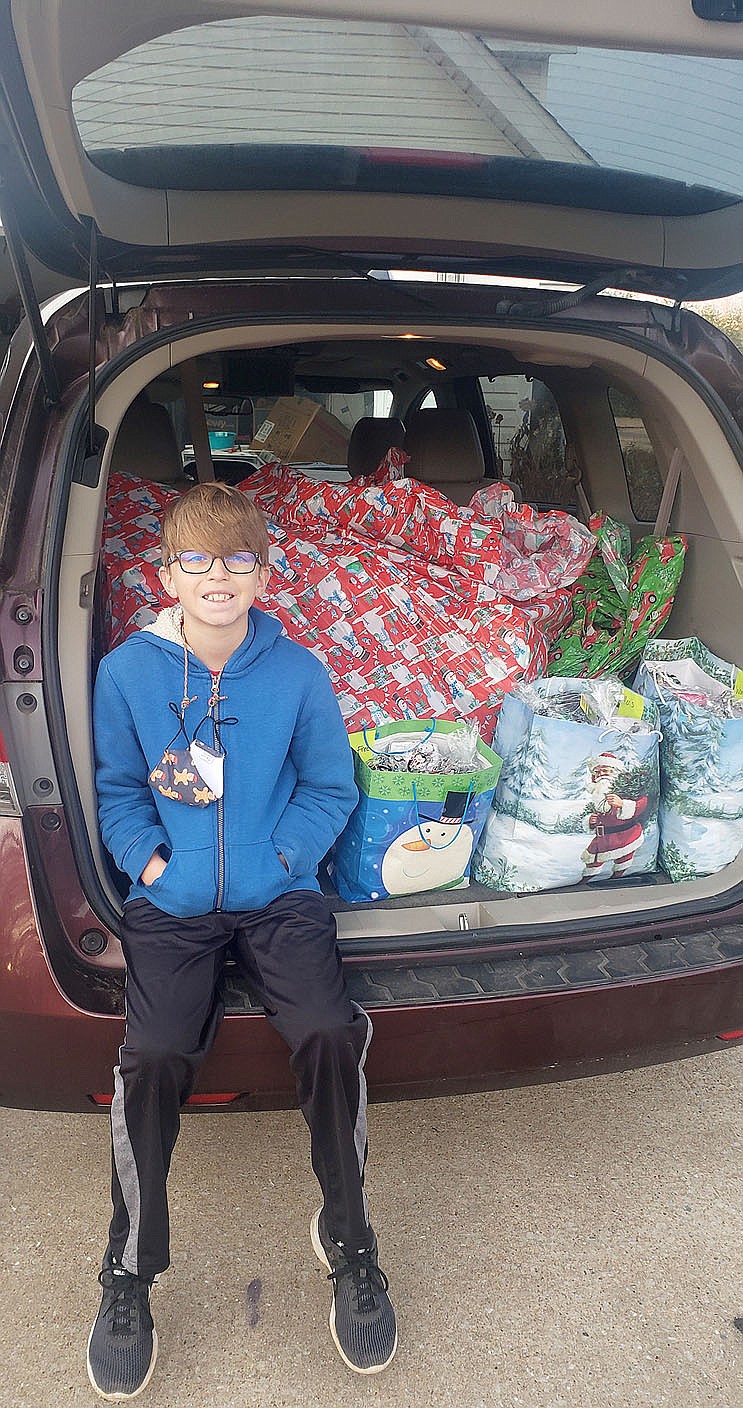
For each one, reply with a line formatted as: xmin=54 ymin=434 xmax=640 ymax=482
xmin=548 ymin=513 xmax=687 ymax=679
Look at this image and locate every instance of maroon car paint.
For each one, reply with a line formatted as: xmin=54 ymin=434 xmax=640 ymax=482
xmin=0 ymin=280 xmax=742 ymax=1109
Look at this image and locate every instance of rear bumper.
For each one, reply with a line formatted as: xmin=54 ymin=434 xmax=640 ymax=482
xmin=215 ymin=933 xmax=743 ymax=1106
xmin=1 ymin=871 xmax=741 ymax=1109
xmin=3 ymin=806 xmax=742 ymax=1109
xmin=1 ymin=970 xmax=740 ymax=1112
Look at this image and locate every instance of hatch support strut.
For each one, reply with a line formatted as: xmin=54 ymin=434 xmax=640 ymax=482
xmin=86 ymin=216 xmax=97 ymax=459
xmin=0 ymin=191 xmax=60 ymax=405
xmin=76 ymin=216 xmax=108 ymax=486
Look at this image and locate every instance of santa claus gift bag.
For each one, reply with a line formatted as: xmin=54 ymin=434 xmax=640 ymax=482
xmin=634 ymin=637 xmax=743 ymax=881
xmin=472 ymin=677 xmax=661 ymax=893
xmin=329 ymin=720 xmax=502 ymax=903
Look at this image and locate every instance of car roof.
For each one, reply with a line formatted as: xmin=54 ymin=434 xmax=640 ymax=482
xmin=1 ymin=1 xmax=743 ymax=300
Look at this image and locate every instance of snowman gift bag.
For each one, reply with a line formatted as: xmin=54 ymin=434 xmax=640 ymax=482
xmin=633 ymin=637 xmax=743 ymax=881
xmin=329 ymin=719 xmax=502 ymax=903
xmin=472 ymin=677 xmax=661 ymax=893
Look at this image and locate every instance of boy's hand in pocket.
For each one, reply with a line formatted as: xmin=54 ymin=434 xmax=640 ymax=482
xmin=141 ymin=851 xmax=168 ymax=886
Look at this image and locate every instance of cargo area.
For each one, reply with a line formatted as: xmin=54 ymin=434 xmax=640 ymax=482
xmin=49 ymin=285 xmax=743 ymax=952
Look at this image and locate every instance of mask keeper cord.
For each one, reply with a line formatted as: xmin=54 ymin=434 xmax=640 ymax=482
xmin=180 ymin=643 xmax=198 ymax=715
xmin=191 ymin=712 xmax=238 ymax=755
xmin=163 ymin=700 xmax=191 ymax=751
xmin=180 ymin=639 xmax=236 ymax=752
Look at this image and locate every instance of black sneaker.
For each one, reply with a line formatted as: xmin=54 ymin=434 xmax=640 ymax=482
xmin=86 ymin=1252 xmax=158 ymax=1401
xmin=310 ymin=1208 xmax=397 ymax=1374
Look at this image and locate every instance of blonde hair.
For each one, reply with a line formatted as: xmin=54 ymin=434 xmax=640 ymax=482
xmin=160 ymin=482 xmax=269 ymax=564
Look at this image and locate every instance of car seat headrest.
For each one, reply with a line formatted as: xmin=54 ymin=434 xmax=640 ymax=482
xmin=347 ymin=417 xmax=406 ymax=477
xmin=404 ymin=408 xmax=486 ymax=485
xmin=110 ymin=393 xmax=184 ymax=483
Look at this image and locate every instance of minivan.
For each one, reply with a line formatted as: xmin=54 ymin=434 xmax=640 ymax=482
xmin=0 ymin=0 xmax=741 ymax=1111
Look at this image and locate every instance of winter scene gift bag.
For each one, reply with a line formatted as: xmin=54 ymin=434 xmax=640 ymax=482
xmin=633 ymin=638 xmax=743 ymax=881
xmin=329 ymin=720 xmax=502 ymax=903
xmin=473 ymin=678 xmax=661 ymax=893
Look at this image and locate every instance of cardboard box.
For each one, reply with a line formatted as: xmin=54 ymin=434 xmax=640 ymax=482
xmin=249 ymin=396 xmax=350 ymax=465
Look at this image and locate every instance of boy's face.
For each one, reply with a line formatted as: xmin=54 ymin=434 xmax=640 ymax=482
xmin=158 ymin=548 xmax=271 ymax=637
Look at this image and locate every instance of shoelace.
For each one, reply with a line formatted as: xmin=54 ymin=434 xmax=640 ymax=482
xmin=328 ymin=1252 xmax=390 ymax=1315
xmin=99 ymin=1269 xmax=145 ymax=1336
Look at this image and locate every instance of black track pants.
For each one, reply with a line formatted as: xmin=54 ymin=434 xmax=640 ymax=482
xmin=108 ymin=891 xmax=372 ymax=1279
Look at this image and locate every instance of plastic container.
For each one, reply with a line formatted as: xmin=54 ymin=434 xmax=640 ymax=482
xmin=208 ymin=430 xmax=236 ymax=451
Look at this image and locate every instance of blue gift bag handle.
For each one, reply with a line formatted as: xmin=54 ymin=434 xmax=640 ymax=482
xmin=361 ymin=719 xmax=437 ymax=755
xmin=411 ymin=778 xmax=475 ymax=850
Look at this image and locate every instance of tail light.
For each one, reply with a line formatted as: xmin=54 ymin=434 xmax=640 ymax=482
xmin=90 ymin=1092 xmax=240 ymax=1107
xmin=0 ymin=728 xmax=21 ymax=815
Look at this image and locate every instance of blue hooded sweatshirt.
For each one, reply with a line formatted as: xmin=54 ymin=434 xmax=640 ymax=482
xmin=93 ymin=605 xmax=357 ymax=918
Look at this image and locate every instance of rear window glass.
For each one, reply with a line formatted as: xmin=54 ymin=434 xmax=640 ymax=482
xmin=192 ymin=386 xmax=393 ymax=468
xmin=480 ymin=375 xmax=574 ymax=508
xmin=607 ymin=387 xmax=664 ymax=522
xmin=198 ymin=388 xmax=390 ymax=444
xmin=71 ymin=20 xmax=743 ymax=205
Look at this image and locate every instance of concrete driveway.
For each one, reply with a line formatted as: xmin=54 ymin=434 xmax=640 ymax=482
xmin=1 ymin=1049 xmax=741 ymax=1407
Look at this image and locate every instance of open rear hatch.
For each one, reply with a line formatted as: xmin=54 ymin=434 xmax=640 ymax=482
xmin=1 ymin=1 xmax=743 ymax=301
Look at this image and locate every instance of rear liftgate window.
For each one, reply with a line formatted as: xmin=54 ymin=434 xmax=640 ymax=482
xmin=71 ymin=19 xmax=743 ymax=211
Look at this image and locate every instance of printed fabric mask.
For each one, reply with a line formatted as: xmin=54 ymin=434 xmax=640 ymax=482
xmin=149 ymin=704 xmax=225 ymax=805
xmin=149 ymin=645 xmax=234 ymax=806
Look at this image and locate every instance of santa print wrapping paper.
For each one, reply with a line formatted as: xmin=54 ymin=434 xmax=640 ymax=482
xmin=473 ymin=677 xmax=661 ymax=893
xmin=101 ymin=454 xmax=594 ymax=742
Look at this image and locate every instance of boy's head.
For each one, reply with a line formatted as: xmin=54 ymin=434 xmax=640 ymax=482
xmin=160 ymin=481 xmax=269 ymax=565
xmin=158 ymin=482 xmax=271 ymax=635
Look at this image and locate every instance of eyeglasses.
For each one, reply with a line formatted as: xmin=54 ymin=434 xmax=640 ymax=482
xmin=165 ymin=550 xmax=262 ymax=575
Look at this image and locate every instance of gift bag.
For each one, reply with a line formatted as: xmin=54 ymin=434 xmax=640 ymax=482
xmin=634 ymin=637 xmax=743 ymax=881
xmin=329 ymin=720 xmax=502 ymax=902
xmin=473 ymin=677 xmax=661 ymax=893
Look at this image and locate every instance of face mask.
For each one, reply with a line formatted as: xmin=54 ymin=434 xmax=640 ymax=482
xmin=188 ymin=739 xmax=224 ymax=798
xmin=149 ymin=701 xmax=226 ymax=806
xmin=150 ymin=739 xmax=222 ymax=807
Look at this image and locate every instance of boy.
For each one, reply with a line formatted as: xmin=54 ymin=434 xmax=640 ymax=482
xmin=88 ymin=482 xmax=396 ymax=1400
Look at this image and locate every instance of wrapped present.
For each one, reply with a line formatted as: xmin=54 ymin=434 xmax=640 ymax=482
xmin=548 ymin=512 xmax=687 ymax=679
xmin=102 ymin=464 xmax=595 ymax=739
xmin=101 ymin=472 xmax=177 ymax=646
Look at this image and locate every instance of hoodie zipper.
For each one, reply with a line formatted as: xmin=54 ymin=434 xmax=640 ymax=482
xmin=210 ymin=667 xmax=226 ymax=911
xmin=177 ymin=612 xmax=265 ymax=910
xmin=216 ymin=791 xmax=225 ymax=911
